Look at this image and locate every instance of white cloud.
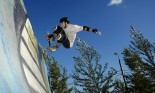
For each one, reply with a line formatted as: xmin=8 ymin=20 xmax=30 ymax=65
xmin=108 ymin=0 xmax=123 ymax=6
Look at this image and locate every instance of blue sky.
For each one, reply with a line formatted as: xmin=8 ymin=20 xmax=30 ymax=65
xmin=24 ymin=0 xmax=155 ymax=75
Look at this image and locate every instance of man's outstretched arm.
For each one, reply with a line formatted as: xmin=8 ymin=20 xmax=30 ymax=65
xmin=83 ymin=26 xmax=101 ymax=35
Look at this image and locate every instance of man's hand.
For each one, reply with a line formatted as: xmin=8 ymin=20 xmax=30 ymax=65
xmin=93 ymin=29 xmax=102 ymax=35
xmin=45 ymin=32 xmax=54 ymax=42
xmin=45 ymin=33 xmax=50 ymax=41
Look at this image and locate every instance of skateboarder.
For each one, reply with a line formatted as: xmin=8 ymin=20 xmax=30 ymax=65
xmin=46 ymin=17 xmax=101 ymax=52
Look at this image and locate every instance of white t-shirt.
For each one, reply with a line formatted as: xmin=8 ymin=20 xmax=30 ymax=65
xmin=63 ymin=24 xmax=83 ymax=48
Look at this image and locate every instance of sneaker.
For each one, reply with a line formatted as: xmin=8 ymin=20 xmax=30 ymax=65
xmin=47 ymin=46 xmax=58 ymax=52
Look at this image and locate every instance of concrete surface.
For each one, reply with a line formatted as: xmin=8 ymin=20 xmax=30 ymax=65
xmin=0 ymin=0 xmax=51 ymax=93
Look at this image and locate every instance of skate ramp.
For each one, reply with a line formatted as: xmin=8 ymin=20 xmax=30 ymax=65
xmin=0 ymin=0 xmax=51 ymax=93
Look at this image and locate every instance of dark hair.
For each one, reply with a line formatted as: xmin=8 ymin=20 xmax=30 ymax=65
xmin=59 ymin=17 xmax=70 ymax=23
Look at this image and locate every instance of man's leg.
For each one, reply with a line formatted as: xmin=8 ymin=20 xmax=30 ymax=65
xmin=48 ymin=31 xmax=66 ymax=51
xmin=62 ymin=39 xmax=70 ymax=48
xmin=46 ymin=26 xmax=63 ymax=42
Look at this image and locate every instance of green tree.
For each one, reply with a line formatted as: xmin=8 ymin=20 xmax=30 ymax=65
xmin=48 ymin=57 xmax=72 ymax=93
xmin=122 ymin=26 xmax=155 ymax=92
xmin=72 ymin=38 xmax=117 ymax=93
xmin=112 ymin=79 xmax=126 ymax=93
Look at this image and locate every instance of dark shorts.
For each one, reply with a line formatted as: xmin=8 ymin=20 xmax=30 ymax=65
xmin=57 ymin=30 xmax=70 ymax=48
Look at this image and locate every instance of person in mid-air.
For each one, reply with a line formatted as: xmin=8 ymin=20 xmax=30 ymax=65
xmin=46 ymin=17 xmax=101 ymax=52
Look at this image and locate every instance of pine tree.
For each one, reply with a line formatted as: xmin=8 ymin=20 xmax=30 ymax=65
xmin=112 ymin=79 xmax=126 ymax=93
xmin=72 ymin=38 xmax=117 ymax=93
xmin=48 ymin=57 xmax=72 ymax=93
xmin=122 ymin=26 xmax=155 ymax=92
